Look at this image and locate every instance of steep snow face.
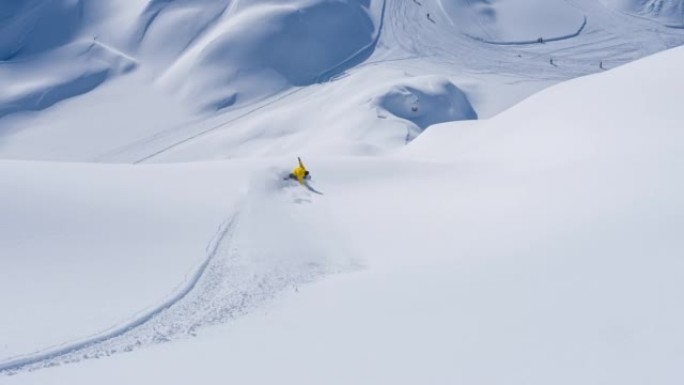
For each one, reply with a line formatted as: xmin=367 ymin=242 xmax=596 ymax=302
xmin=0 ymin=0 xmax=84 ymax=60
xmin=0 ymin=0 xmax=379 ymax=142
xmin=600 ymin=0 xmax=684 ymax=26
xmin=160 ymin=0 xmax=376 ymax=110
xmin=0 ymin=0 xmax=138 ymax=119
xmin=438 ymin=0 xmax=586 ymax=43
xmin=133 ymin=0 xmax=232 ymax=66
xmin=0 ymin=43 xmax=136 ymax=119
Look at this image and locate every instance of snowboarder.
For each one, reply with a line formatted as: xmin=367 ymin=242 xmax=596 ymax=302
xmin=288 ymin=157 xmax=310 ymax=185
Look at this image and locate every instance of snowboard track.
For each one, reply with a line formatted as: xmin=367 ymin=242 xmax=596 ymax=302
xmin=1 ymin=183 xmax=338 ymax=376
xmin=0 ymin=213 xmax=239 ymax=375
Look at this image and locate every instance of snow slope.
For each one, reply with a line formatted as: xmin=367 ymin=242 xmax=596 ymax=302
xmin=601 ymin=0 xmax=684 ymax=26
xmin=0 ymin=161 xmax=243 ymax=363
xmin=1 ymin=0 xmax=684 ymax=382
xmin=2 ymin=0 xmax=684 ymax=161
xmin=0 ymin=0 xmax=84 ymax=60
xmin=2 ymin=32 xmax=683 ymax=385
xmin=0 ymin=160 xmax=358 ymax=374
xmin=0 ymin=1 xmax=138 ymax=119
xmin=439 ymin=0 xmax=586 ymax=43
xmin=158 ymin=0 xmax=378 ymax=110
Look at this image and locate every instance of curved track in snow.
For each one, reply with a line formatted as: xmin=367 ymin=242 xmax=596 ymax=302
xmin=0 ymin=215 xmax=237 ymax=374
xmin=469 ymin=17 xmax=588 ymax=46
xmin=0 ymin=178 xmax=341 ymax=376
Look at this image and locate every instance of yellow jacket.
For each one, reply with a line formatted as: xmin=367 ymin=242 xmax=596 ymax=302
xmin=292 ymin=157 xmax=308 ymax=185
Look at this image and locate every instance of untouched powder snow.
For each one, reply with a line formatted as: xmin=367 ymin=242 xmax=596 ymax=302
xmin=2 ymin=35 xmax=683 ymax=385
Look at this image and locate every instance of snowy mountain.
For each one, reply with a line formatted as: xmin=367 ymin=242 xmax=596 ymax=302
xmin=2 ymin=0 xmax=684 ymax=161
xmin=1 ymin=1 xmax=683 ymax=384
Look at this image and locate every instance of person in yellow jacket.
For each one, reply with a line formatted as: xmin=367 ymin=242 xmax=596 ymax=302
xmin=289 ymin=157 xmax=310 ymax=185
